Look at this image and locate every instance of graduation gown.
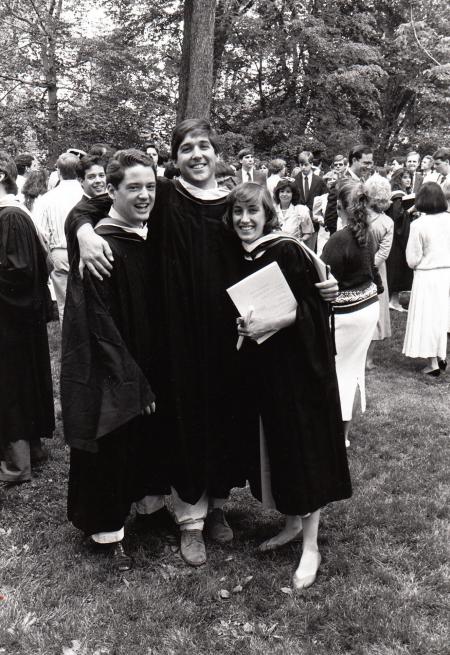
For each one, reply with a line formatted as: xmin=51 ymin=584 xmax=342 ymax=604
xmin=0 ymin=205 xmax=54 ymax=446
xmin=232 ymin=235 xmax=352 ymax=516
xmin=148 ymin=179 xmax=245 ymax=503
xmin=62 ymin=224 xmax=168 ymax=536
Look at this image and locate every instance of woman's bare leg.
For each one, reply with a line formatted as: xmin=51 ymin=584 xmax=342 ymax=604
xmin=293 ymin=509 xmax=321 ymax=590
xmin=258 ymin=515 xmax=302 ymax=551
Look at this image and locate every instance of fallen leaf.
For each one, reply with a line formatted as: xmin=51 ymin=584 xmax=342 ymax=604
xmin=219 ymin=589 xmax=230 ymax=599
xmin=243 ymin=622 xmax=253 ymax=633
xmin=123 ymin=578 xmax=130 ymax=588
xmin=219 ymin=576 xmax=227 ymax=582
xmin=243 ymin=575 xmax=253 ymax=586
xmin=232 ymin=585 xmax=243 ymax=593
xmin=62 ymin=640 xmax=82 ymax=655
xmin=267 ymin=623 xmax=278 ymax=635
xmin=225 ymin=555 xmax=234 ymax=561
xmin=280 ymin=587 xmax=292 ymax=594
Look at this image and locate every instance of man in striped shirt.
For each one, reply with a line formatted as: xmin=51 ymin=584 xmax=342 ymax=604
xmin=33 ymin=153 xmax=83 ymax=323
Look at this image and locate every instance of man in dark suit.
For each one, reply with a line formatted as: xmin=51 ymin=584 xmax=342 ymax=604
xmin=294 ymin=150 xmax=327 ymax=251
xmin=233 ymin=148 xmax=267 ymax=185
xmin=324 ymin=145 xmax=374 ymax=235
xmin=406 ymin=151 xmax=423 ymax=193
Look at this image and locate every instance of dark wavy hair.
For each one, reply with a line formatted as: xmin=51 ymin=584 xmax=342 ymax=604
xmin=415 ymin=182 xmax=447 ymax=214
xmin=225 ymin=182 xmax=279 ymax=234
xmin=273 ymin=178 xmax=300 ymax=206
xmin=171 ymin=119 xmax=220 ymax=160
xmin=22 ymin=169 xmax=48 ymax=210
xmin=106 ymin=149 xmax=154 ymax=188
xmin=390 ymin=167 xmax=411 ymax=191
xmin=0 ymin=151 xmax=18 ymax=195
xmin=337 ymin=179 xmax=370 ymax=247
xmin=79 ymin=154 xmax=108 ymax=180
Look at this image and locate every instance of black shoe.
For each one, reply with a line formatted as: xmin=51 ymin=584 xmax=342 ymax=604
xmin=135 ymin=506 xmax=176 ymax=537
xmin=110 ymin=542 xmax=133 ymax=572
xmin=438 ymin=359 xmax=447 ymax=371
xmin=425 ymin=368 xmax=440 ymax=377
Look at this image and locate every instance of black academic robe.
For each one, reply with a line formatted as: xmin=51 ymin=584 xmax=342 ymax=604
xmin=386 ymin=196 xmax=414 ymax=293
xmin=0 ymin=206 xmax=54 ymax=446
xmin=230 ymin=235 xmax=352 ymax=516
xmin=62 ymin=225 xmax=167 ymax=536
xmin=148 ymin=179 xmax=245 ymax=503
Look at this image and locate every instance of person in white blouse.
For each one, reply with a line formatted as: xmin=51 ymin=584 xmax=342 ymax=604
xmin=32 ymin=153 xmax=83 ymax=323
xmin=402 ymin=182 xmax=450 ymax=376
xmin=364 ymin=175 xmax=394 ymax=369
xmin=273 ymin=178 xmax=314 ymax=243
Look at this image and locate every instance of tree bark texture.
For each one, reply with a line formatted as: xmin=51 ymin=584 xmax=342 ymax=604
xmin=177 ymin=0 xmax=216 ymax=122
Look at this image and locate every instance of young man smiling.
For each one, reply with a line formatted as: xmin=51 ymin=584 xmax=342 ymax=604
xmin=62 ymin=150 xmax=168 ymax=572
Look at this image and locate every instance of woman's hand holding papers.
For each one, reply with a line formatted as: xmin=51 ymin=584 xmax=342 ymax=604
xmin=237 ymin=309 xmax=296 ymax=342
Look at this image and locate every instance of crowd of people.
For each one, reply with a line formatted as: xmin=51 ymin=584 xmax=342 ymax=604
xmin=1 ymin=123 xmax=449 ymax=591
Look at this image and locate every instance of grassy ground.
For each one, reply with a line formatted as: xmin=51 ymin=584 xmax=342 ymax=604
xmin=0 ymin=313 xmax=449 ymax=655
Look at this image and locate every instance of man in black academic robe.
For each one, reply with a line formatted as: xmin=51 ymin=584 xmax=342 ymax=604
xmin=62 ymin=150 xmax=170 ymax=571
xmin=0 ymin=153 xmax=54 ymax=483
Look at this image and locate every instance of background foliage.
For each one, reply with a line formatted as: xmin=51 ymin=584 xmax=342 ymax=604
xmin=0 ymin=0 xmax=448 ymax=165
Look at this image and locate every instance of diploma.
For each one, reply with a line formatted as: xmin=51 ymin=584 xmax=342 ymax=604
xmin=227 ymin=262 xmax=298 ymax=344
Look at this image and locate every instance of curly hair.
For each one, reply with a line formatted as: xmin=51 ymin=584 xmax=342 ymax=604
xmin=225 ymin=182 xmax=279 ymax=234
xmin=364 ymin=174 xmax=392 ymax=212
xmin=22 ymin=169 xmax=48 ymax=211
xmin=390 ymin=167 xmax=411 ymax=191
xmin=0 ymin=151 xmax=18 ymax=195
xmin=273 ymin=178 xmax=300 ymax=206
xmin=337 ymin=179 xmax=370 ymax=247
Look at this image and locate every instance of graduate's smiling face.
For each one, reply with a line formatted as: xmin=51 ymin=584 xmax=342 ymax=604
xmin=176 ymin=130 xmax=218 ymax=189
xmin=232 ymin=199 xmax=266 ymax=244
xmin=108 ymin=164 xmax=156 ymax=226
xmin=81 ymin=164 xmax=106 ymax=197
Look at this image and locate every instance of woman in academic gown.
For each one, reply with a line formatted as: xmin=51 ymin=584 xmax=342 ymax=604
xmin=0 ymin=155 xmax=54 ymax=483
xmin=226 ymin=183 xmax=351 ymax=590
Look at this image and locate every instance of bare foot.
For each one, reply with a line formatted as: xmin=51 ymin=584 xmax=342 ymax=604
xmin=258 ymin=519 xmax=302 ymax=552
xmin=293 ymin=548 xmax=321 ymax=590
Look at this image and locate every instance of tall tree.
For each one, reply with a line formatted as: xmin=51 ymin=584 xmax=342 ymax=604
xmin=177 ymin=0 xmax=216 ymax=121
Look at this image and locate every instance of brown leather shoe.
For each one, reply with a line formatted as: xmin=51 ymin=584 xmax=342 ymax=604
xmin=180 ymin=529 xmax=206 ymax=566
xmin=204 ymin=508 xmax=234 ymax=544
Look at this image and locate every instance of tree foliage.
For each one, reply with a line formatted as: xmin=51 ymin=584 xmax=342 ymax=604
xmin=0 ymin=0 xmax=447 ymax=164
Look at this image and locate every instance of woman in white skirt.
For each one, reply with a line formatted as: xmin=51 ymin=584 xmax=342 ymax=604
xmin=322 ymin=180 xmax=382 ymax=446
xmin=364 ymin=175 xmax=394 ymax=369
xmin=403 ymin=182 xmax=450 ymax=376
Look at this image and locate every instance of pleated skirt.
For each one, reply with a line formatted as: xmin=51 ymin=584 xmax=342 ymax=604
xmin=334 ymin=301 xmax=379 ymax=421
xmin=403 ymin=268 xmax=450 ymax=359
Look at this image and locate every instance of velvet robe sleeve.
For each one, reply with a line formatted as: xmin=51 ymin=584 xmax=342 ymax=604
xmin=64 ymin=193 xmax=112 ymax=261
xmin=275 ymin=240 xmax=336 ymax=376
xmin=61 ymin=267 xmax=155 ymax=453
xmin=324 ymin=183 xmax=338 ymax=234
xmin=0 ymin=207 xmax=49 ymax=317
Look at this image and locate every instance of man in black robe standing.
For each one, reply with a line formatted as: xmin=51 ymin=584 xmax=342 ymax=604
xmin=62 ymin=150 xmax=172 ymax=571
xmin=0 ymin=151 xmax=54 ymax=483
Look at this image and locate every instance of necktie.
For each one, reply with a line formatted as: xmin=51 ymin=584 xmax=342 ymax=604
xmin=304 ymin=175 xmax=309 ymax=199
xmin=247 ymin=171 xmax=252 ymax=182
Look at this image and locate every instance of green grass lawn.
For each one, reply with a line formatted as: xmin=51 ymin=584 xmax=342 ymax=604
xmin=1 ymin=313 xmax=449 ymax=655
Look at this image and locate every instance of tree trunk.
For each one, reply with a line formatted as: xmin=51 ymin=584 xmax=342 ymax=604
xmin=177 ymin=0 xmax=216 ymax=122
